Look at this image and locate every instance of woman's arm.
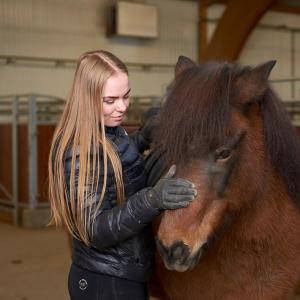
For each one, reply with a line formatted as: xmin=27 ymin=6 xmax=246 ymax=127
xmin=65 ymin=154 xmax=158 ymax=249
xmin=65 ymin=152 xmax=196 ymax=250
xmin=91 ymin=188 xmax=159 ymax=249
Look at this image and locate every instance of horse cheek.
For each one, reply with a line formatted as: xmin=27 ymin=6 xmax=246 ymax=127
xmin=157 ymin=164 xmax=211 ymax=250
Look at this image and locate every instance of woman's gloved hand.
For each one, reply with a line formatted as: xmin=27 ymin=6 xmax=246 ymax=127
xmin=146 ymin=165 xmax=197 ymax=210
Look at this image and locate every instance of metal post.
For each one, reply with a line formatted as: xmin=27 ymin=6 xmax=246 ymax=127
xmin=12 ymin=96 xmax=19 ymax=225
xmin=28 ymin=94 xmax=38 ymax=209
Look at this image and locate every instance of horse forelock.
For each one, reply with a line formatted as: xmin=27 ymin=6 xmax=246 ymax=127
xmin=154 ymin=61 xmax=300 ymax=209
xmin=154 ymin=63 xmax=234 ymax=165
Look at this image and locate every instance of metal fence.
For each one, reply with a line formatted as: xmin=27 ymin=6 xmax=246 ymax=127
xmin=0 ymin=94 xmax=65 ymax=225
xmin=0 ymin=93 xmax=161 ymax=225
xmin=1 ymin=92 xmax=299 ymax=226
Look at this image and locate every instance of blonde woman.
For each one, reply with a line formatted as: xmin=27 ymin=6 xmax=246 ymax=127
xmin=48 ymin=50 xmax=197 ymax=300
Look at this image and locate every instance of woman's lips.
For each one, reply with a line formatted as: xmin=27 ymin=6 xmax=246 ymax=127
xmin=113 ymin=116 xmax=124 ymax=121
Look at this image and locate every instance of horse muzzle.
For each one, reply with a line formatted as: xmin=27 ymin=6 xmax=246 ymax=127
xmin=156 ymin=238 xmax=203 ymax=272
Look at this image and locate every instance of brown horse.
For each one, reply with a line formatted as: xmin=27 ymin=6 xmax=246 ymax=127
xmin=147 ymin=57 xmax=300 ymax=300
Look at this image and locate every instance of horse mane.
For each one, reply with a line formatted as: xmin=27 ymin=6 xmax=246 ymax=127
xmin=153 ymin=61 xmax=300 ymax=209
xmin=262 ymin=88 xmax=300 ymax=208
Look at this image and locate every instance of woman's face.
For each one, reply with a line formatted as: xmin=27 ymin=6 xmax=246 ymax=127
xmin=102 ymin=72 xmax=130 ymax=127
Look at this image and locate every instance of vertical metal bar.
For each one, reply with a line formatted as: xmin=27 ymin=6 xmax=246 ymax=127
xmin=291 ymin=30 xmax=295 ymax=99
xmin=28 ymin=94 xmax=38 ymax=209
xmin=12 ymin=96 xmax=19 ymax=225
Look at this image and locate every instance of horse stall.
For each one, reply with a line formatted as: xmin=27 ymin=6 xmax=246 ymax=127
xmin=0 ymin=94 xmax=65 ymax=227
xmin=0 ymin=93 xmax=159 ymax=227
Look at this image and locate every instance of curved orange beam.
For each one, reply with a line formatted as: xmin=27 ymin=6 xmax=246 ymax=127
xmin=202 ymin=0 xmax=276 ymax=61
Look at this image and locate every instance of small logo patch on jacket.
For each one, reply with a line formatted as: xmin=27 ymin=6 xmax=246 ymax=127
xmin=79 ymin=278 xmax=88 ymax=290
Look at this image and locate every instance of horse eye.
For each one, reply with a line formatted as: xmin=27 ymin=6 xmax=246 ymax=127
xmin=215 ymin=148 xmax=231 ymax=161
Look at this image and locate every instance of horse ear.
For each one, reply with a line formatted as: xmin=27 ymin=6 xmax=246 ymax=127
xmin=175 ymin=56 xmax=196 ymax=77
xmin=236 ymin=60 xmax=276 ymax=105
xmin=251 ymin=60 xmax=276 ymax=81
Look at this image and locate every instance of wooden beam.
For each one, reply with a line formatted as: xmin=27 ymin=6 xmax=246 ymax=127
xmin=271 ymin=3 xmax=300 ymax=14
xmin=201 ymin=0 xmax=276 ymax=61
xmin=201 ymin=0 xmax=227 ymax=6
xmin=199 ymin=1 xmax=208 ymax=61
xmin=202 ymin=0 xmax=300 ymax=15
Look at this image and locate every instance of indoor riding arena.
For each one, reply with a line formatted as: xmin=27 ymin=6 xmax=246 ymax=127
xmin=1 ymin=0 xmax=300 ymax=299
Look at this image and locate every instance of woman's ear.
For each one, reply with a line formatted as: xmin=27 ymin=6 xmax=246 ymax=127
xmin=175 ymin=56 xmax=196 ymax=77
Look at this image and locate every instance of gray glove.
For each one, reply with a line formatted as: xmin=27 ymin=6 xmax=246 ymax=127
xmin=146 ymin=165 xmax=197 ymax=210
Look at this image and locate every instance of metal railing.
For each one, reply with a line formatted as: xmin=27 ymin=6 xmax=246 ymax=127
xmin=0 ymin=94 xmax=65 ymax=225
xmin=1 ymin=91 xmax=300 ymax=225
xmin=0 ymin=93 xmax=162 ymax=225
xmin=0 ymin=55 xmax=175 ymax=71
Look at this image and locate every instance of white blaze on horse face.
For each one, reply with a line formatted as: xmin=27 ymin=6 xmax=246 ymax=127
xmin=157 ymin=159 xmax=229 ymax=261
xmin=192 ymin=199 xmax=227 ymax=253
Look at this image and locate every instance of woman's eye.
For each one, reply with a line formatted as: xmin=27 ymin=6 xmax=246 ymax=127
xmin=103 ymin=99 xmax=115 ymax=104
xmin=215 ymin=148 xmax=231 ymax=161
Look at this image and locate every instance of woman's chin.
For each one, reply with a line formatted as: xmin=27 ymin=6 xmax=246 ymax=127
xmin=105 ymin=120 xmax=123 ymax=127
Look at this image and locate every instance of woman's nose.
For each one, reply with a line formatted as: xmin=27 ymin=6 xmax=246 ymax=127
xmin=116 ymin=99 xmax=127 ymax=112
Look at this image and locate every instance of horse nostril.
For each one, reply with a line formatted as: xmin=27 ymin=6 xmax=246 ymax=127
xmin=172 ymin=245 xmax=184 ymax=259
xmin=169 ymin=242 xmax=190 ymax=262
xmin=156 ymin=238 xmax=191 ymax=264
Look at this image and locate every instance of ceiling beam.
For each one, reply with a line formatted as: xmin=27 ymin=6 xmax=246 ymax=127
xmin=271 ymin=3 xmax=300 ymax=14
xmin=203 ymin=0 xmax=300 ymax=15
xmin=201 ymin=0 xmax=276 ymax=61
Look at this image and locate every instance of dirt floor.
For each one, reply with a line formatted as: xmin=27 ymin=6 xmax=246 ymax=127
xmin=1 ymin=222 xmax=70 ymax=300
xmin=1 ymin=221 xmax=300 ymax=300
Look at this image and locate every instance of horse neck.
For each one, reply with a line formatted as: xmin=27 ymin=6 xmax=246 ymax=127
xmin=225 ymin=170 xmax=299 ymax=248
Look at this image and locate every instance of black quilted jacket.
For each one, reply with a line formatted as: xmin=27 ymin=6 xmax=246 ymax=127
xmin=64 ymin=126 xmax=160 ymax=282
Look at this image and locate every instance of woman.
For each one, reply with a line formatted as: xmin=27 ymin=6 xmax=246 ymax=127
xmin=48 ymin=50 xmax=197 ymax=300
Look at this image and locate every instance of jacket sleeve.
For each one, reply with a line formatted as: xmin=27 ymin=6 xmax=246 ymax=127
xmin=129 ymin=130 xmax=150 ymax=153
xmin=64 ymin=151 xmax=160 ymax=250
xmin=91 ymin=188 xmax=160 ymax=250
xmin=129 ymin=107 xmax=160 ymax=153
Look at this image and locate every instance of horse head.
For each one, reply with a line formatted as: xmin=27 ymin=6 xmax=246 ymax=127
xmin=152 ymin=56 xmax=280 ymax=272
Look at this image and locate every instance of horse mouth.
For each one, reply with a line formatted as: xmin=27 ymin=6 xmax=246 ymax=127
xmin=156 ymin=238 xmax=204 ymax=272
xmin=163 ymin=248 xmax=204 ymax=272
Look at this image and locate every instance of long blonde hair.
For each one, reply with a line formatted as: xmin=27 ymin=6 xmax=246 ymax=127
xmin=48 ymin=50 xmax=127 ymax=246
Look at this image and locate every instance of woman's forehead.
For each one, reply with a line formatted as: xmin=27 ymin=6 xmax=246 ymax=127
xmin=103 ymin=72 xmax=129 ymax=97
